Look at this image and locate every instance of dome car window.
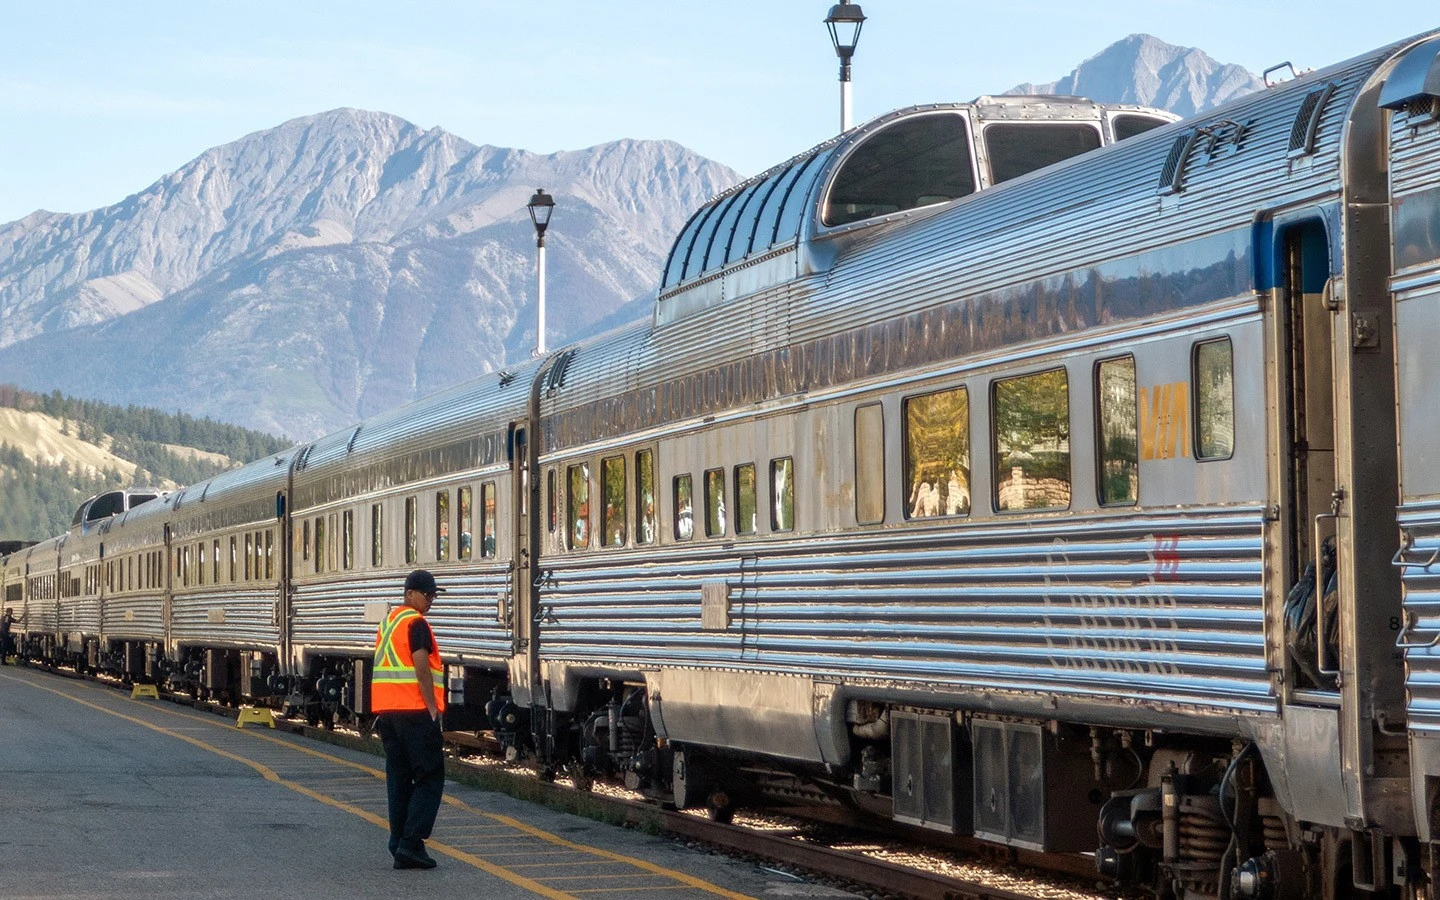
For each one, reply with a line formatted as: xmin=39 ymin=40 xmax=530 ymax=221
xmin=1112 ymin=114 xmax=1169 ymax=142
xmin=985 ymin=123 xmax=1102 ymax=184
xmin=823 ymin=114 xmax=975 ymax=227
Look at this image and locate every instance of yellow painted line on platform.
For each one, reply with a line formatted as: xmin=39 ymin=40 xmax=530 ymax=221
xmin=1 ymin=671 xmax=575 ymax=900
xmin=6 ymin=669 xmax=758 ymax=900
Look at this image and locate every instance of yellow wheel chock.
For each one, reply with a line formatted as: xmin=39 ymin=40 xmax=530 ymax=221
xmin=235 ymin=707 xmax=276 ymax=729
xmin=130 ymin=684 xmax=160 ymax=700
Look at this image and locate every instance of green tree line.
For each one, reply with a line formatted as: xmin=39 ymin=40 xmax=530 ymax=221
xmin=0 ymin=386 xmax=291 ymax=542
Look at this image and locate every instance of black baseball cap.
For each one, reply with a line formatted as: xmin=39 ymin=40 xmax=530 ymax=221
xmin=404 ymin=569 xmax=445 ymax=596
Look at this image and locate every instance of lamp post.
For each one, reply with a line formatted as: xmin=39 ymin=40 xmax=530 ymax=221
xmin=527 ymin=188 xmax=555 ymax=356
xmin=824 ymin=1 xmax=866 ymax=132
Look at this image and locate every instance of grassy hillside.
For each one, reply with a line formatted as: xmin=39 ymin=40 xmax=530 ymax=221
xmin=0 ymin=386 xmax=291 ymax=541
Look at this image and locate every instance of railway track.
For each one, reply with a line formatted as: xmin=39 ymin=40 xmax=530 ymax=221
xmin=24 ymin=663 xmax=1113 ymax=900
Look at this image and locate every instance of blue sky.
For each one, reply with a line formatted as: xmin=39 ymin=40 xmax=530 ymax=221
xmin=0 ymin=1 xmax=1434 ymax=224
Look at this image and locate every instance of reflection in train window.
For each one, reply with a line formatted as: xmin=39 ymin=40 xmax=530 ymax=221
xmin=371 ymin=503 xmax=383 ymax=567
xmin=903 ymin=386 xmax=971 ymax=519
xmin=985 ymin=123 xmax=1102 ymax=185
xmin=405 ymin=496 xmax=418 ymax=564
xmin=602 ymin=456 xmax=627 ymax=547
xmin=705 ymin=469 xmax=727 ymax=537
xmin=481 ymin=483 xmax=497 ymax=558
xmin=230 ymin=536 xmax=237 ymax=582
xmin=734 ymin=463 xmax=757 ymax=535
xmin=674 ymin=474 xmax=694 ymax=541
xmin=342 ymin=510 xmax=354 ymax=570
xmin=458 ymin=486 xmax=473 ymax=560
xmin=1194 ymin=338 xmax=1235 ymax=460
xmin=436 ymin=490 xmax=451 ymax=562
xmin=771 ymin=457 xmax=795 ymax=532
xmin=547 ymin=469 xmax=557 ymax=534
xmin=265 ymin=529 xmax=274 ymax=579
xmin=301 ymin=520 xmax=310 ymax=564
xmin=635 ymin=450 xmax=656 ymax=545
xmin=244 ymin=534 xmax=253 ymax=581
xmin=213 ymin=539 xmax=220 ymax=584
xmin=198 ymin=542 xmax=206 ymax=586
xmin=1097 ymin=356 xmax=1139 ymax=505
xmin=993 ymin=368 xmax=1071 ymax=511
xmin=855 ymin=403 xmax=885 ymax=525
xmin=568 ymin=463 xmax=591 ymax=550
xmin=315 ymin=516 xmax=326 ymax=574
xmin=824 ymin=114 xmax=975 ymax=227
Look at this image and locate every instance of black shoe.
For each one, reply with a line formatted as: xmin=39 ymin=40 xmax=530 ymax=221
xmin=393 ymin=850 xmax=437 ymax=870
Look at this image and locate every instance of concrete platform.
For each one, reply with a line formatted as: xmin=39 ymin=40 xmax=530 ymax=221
xmin=0 ymin=665 xmax=857 ymax=899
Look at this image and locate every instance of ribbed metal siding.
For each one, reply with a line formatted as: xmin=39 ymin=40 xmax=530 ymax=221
xmin=538 ymin=510 xmax=1271 ymax=716
xmin=291 ymin=569 xmax=512 ymax=664
xmin=1398 ymin=503 xmax=1440 ymax=733
xmin=171 ymin=587 xmax=279 ymax=650
xmin=101 ymin=595 xmax=165 ymax=641
xmin=58 ymin=596 xmax=100 ymax=638
xmin=1389 ymin=106 xmax=1440 ymax=200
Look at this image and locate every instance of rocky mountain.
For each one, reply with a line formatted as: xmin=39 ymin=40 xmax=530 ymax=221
xmin=1007 ymin=34 xmax=1264 ymax=116
xmin=0 ymin=110 xmax=738 ymax=437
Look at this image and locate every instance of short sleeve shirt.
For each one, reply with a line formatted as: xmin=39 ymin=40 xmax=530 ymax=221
xmin=407 ymin=618 xmax=434 ymax=660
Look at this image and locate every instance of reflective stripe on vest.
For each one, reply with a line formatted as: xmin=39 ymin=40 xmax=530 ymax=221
xmin=371 ymin=606 xmax=445 ymax=713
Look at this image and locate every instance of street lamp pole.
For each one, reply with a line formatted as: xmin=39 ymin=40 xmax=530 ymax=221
xmin=527 ymin=189 xmax=555 ymax=356
xmin=825 ymin=1 xmax=866 ymax=132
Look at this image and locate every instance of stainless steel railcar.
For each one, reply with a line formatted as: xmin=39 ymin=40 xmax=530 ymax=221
xmin=8 ymin=31 xmax=1440 ymax=900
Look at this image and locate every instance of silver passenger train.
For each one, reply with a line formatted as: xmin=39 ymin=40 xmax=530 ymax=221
xmin=7 ymin=30 xmax=1440 ymax=900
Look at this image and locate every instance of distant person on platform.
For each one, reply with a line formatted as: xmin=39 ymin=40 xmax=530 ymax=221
xmin=0 ymin=608 xmax=12 ymax=664
xmin=372 ymin=570 xmax=448 ymax=870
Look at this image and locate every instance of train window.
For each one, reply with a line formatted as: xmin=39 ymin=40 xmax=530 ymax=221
xmin=182 ymin=545 xmax=191 ymax=587
xmin=704 ymin=468 xmax=727 ymax=537
xmin=734 ymin=463 xmax=757 ymax=535
xmin=993 ymin=368 xmax=1071 ymax=511
xmin=481 ymin=483 xmax=497 ymax=558
xmin=265 ymin=530 xmax=274 ymax=580
xmin=602 ymin=456 xmax=627 ymax=547
xmin=567 ymin=463 xmax=592 ymax=550
xmin=342 ymin=510 xmax=354 ymax=570
xmin=855 ymin=403 xmax=885 ymax=525
xmin=547 ymin=468 xmax=558 ymax=534
xmin=458 ymin=487 xmax=473 ymax=560
xmin=301 ymin=520 xmax=310 ymax=564
xmin=903 ymin=387 xmax=972 ymax=519
xmin=200 ymin=542 xmax=208 ymax=586
xmin=436 ymin=490 xmax=451 ymax=562
xmin=314 ymin=516 xmax=326 ymax=574
xmin=1096 ymin=356 xmax=1139 ymax=505
xmin=405 ymin=497 xmax=418 ymax=564
xmin=1112 ymin=114 xmax=1169 ymax=142
xmin=212 ymin=539 xmax=220 ymax=584
xmin=255 ymin=531 xmax=265 ymax=580
xmin=674 ymin=474 xmax=695 ymax=541
xmin=824 ymin=114 xmax=975 ymax=227
xmin=636 ymin=449 xmax=656 ymax=545
xmin=1193 ymin=338 xmax=1235 ymax=460
xmin=371 ymin=504 xmax=384 ymax=567
xmin=242 ymin=533 xmax=251 ymax=581
xmin=229 ymin=537 xmax=237 ymax=582
xmin=985 ymin=123 xmax=1102 ymax=185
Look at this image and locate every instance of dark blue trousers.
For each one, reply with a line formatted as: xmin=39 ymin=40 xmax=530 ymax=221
xmin=376 ymin=711 xmax=445 ymax=856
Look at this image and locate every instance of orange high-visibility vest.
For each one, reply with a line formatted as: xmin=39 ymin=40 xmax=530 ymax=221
xmin=371 ymin=606 xmax=445 ymax=713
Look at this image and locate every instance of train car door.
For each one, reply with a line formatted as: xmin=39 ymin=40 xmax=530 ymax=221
xmin=508 ymin=419 xmax=540 ymax=709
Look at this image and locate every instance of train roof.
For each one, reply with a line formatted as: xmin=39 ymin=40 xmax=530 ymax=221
xmin=655 ymin=97 xmax=1177 ymax=324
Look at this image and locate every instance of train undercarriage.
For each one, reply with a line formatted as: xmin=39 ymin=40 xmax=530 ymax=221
xmin=13 ymin=636 xmax=1436 ymax=900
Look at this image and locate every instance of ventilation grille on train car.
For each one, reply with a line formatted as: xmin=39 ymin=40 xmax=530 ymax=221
xmin=346 ymin=425 xmax=363 ymax=455
xmin=542 ymin=349 xmax=577 ymax=397
xmin=1288 ymin=83 xmax=1336 ymax=157
xmin=1157 ymin=120 xmax=1249 ymax=194
xmin=1157 ymin=132 xmax=1195 ymax=193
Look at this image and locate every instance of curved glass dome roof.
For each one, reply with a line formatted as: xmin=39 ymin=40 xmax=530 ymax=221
xmin=660 ymin=138 xmax=843 ymax=292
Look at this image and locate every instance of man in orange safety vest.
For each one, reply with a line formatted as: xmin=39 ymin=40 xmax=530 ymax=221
xmin=373 ymin=569 xmax=447 ymax=869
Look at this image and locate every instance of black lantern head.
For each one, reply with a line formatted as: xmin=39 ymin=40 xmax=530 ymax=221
xmin=527 ymin=188 xmax=555 ymax=241
xmin=824 ymin=1 xmax=866 ymax=59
